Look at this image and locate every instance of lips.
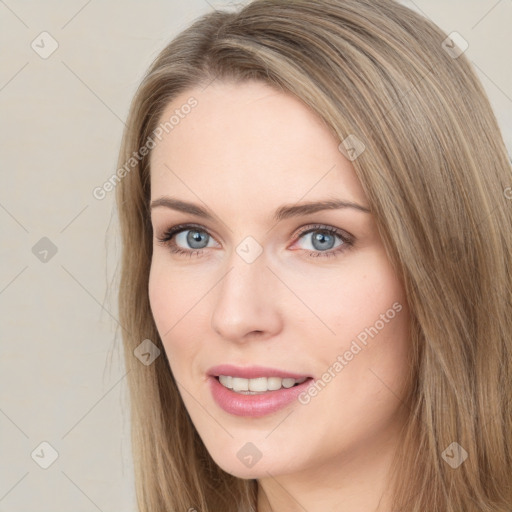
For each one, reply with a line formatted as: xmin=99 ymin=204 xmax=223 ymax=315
xmin=207 ymin=364 xmax=314 ymax=417
xmin=207 ymin=364 xmax=311 ymax=380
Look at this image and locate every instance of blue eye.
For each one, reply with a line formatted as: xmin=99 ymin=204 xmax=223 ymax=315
xmin=293 ymin=225 xmax=352 ymax=258
xmin=157 ymin=224 xmax=217 ymax=257
xmin=156 ymin=223 xmax=353 ymax=258
xmin=175 ymin=229 xmax=211 ymax=250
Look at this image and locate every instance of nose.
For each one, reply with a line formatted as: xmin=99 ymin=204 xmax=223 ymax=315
xmin=210 ymin=249 xmax=283 ymax=343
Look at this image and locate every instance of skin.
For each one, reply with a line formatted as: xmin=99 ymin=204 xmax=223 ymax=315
xmin=148 ymin=80 xmax=412 ymax=512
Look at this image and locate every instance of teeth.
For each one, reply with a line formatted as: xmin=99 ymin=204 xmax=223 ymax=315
xmin=248 ymin=377 xmax=267 ymax=392
xmin=218 ymin=375 xmax=308 ymax=393
xmin=282 ymin=378 xmax=296 ymax=388
xmin=219 ymin=375 xmax=233 ymax=389
xmin=267 ymin=377 xmax=282 ymax=391
xmin=232 ymin=377 xmax=249 ymax=392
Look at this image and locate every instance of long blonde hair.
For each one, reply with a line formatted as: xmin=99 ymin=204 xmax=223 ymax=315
xmin=115 ymin=0 xmax=512 ymax=510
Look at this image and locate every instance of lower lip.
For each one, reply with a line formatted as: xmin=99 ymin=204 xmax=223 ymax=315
xmin=208 ymin=376 xmax=313 ymax=417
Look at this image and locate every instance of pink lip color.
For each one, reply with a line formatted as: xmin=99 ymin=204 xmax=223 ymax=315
xmin=207 ymin=365 xmax=313 ymax=418
xmin=207 ymin=364 xmax=310 ymax=380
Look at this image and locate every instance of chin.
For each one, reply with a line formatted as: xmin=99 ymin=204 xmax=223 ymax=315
xmin=209 ymin=444 xmax=297 ymax=481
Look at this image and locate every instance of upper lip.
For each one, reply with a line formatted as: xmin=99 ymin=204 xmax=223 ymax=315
xmin=207 ymin=364 xmax=312 ymax=380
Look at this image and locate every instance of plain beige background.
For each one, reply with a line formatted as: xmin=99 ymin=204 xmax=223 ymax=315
xmin=1 ymin=1 xmax=511 ymax=511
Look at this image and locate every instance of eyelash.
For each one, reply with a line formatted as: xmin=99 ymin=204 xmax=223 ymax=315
xmin=156 ymin=223 xmax=354 ymax=259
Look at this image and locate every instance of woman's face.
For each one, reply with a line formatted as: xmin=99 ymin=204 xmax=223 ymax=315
xmin=148 ymin=80 xmax=411 ymax=481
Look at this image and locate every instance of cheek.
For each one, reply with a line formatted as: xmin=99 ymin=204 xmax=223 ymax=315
xmin=330 ymin=268 xmax=410 ymax=414
xmin=148 ymin=254 xmax=211 ymax=328
xmin=289 ymin=249 xmax=411 ymax=407
xmin=148 ymin=261 xmax=174 ymax=335
xmin=286 ymin=249 xmax=407 ymax=343
xmin=333 ymin=252 xmax=410 ymax=379
xmin=286 ymin=256 xmax=410 ymax=456
xmin=148 ymin=260 xmax=207 ymax=372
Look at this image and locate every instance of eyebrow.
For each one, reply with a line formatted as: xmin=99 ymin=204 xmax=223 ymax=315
xmin=150 ymin=196 xmax=371 ymax=222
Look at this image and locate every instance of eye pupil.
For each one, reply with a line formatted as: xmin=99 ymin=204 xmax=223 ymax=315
xmin=312 ymin=231 xmax=335 ymax=251
xmin=187 ymin=230 xmax=208 ymax=249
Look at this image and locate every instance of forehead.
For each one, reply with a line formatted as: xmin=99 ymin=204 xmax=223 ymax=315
xmin=149 ymin=80 xmax=367 ymax=212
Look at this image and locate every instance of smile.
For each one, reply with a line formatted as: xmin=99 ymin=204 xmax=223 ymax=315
xmin=217 ymin=375 xmax=308 ymax=394
xmin=206 ymin=365 xmax=314 ymax=417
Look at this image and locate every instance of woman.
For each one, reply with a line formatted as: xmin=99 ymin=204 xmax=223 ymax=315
xmin=115 ymin=0 xmax=512 ymax=510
